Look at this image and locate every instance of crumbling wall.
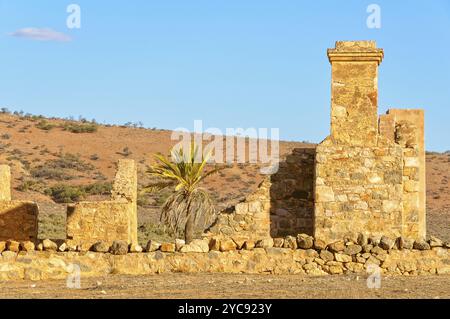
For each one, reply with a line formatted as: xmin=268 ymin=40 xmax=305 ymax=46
xmin=0 ymin=165 xmax=39 ymax=241
xmin=205 ymin=178 xmax=271 ymax=242
xmin=66 ymin=159 xmax=138 ymax=249
xmin=379 ymin=109 xmax=426 ymax=239
xmin=270 ymin=148 xmax=315 ymax=237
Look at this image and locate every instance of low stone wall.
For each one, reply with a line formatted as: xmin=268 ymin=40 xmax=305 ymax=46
xmin=1 ymin=234 xmax=449 ymax=281
xmin=0 ymin=247 xmax=449 ymax=281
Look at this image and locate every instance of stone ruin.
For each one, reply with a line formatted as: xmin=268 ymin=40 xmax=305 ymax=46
xmin=0 ymin=40 xmax=426 ymax=248
xmin=209 ymin=41 xmax=426 ymax=245
xmin=0 ymin=160 xmax=137 ymax=248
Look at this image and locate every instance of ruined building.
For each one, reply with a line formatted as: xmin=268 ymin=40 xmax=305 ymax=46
xmin=210 ymin=41 xmax=426 ymax=244
xmin=0 ymin=41 xmax=426 ymax=247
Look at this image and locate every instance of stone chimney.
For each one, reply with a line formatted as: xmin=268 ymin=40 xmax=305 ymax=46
xmin=327 ymin=41 xmax=384 ymax=146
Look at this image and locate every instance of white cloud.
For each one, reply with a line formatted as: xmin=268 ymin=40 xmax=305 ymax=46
xmin=10 ymin=27 xmax=72 ymax=42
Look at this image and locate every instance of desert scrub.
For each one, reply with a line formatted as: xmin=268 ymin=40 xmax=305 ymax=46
xmin=35 ymin=120 xmax=56 ymax=131
xmin=45 ymin=182 xmax=112 ymax=203
xmin=31 ymin=167 xmax=73 ymax=181
xmin=16 ymin=179 xmax=46 ymax=193
xmin=50 ymin=153 xmax=94 ymax=171
xmin=62 ymin=122 xmax=98 ymax=133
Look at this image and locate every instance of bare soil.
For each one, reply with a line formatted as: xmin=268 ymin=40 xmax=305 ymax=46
xmin=0 ymin=274 xmax=449 ymax=299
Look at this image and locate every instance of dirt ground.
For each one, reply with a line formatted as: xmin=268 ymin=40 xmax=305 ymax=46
xmin=0 ymin=273 xmax=449 ymax=299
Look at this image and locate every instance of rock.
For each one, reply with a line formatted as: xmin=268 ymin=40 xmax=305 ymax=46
xmin=297 ymin=234 xmax=314 ymax=249
xmin=209 ymin=238 xmax=221 ymax=251
xmin=179 ymin=239 xmax=209 ymax=253
xmin=20 ymin=241 xmax=35 ymax=252
xmin=242 ymin=241 xmax=255 ymax=250
xmin=371 ymin=246 xmax=385 ymax=255
xmin=444 ymin=242 xmax=450 ymax=249
xmin=36 ymin=243 xmax=44 ymax=251
xmin=314 ymin=239 xmax=327 ymax=250
xmin=283 ymin=236 xmax=297 ymax=250
xmin=357 ymin=233 xmax=368 ymax=246
xmin=365 ymin=256 xmax=381 ymax=267
xmin=345 ymin=262 xmax=365 ymax=273
xmin=220 ymin=239 xmax=237 ymax=252
xmin=6 ymin=240 xmax=20 ymax=252
xmin=110 ymin=240 xmax=129 ymax=255
xmin=175 ymin=239 xmax=185 ymax=251
xmin=379 ymin=236 xmax=396 ymax=250
xmin=273 ymin=238 xmax=284 ymax=248
xmin=319 ymin=250 xmax=334 ymax=262
xmin=145 ymin=240 xmax=161 ymax=252
xmin=328 ymin=241 xmax=345 ymax=253
xmin=362 ymin=244 xmax=373 ymax=253
xmin=92 ymin=241 xmax=110 ymax=253
xmin=42 ymin=239 xmax=58 ymax=251
xmin=129 ymin=243 xmax=143 ymax=253
xmin=413 ymin=240 xmax=430 ymax=251
xmin=398 ymin=237 xmax=414 ymax=250
xmin=344 ymin=244 xmax=362 ymax=256
xmin=329 ymin=265 xmax=344 ymax=275
xmin=334 ymin=253 xmax=352 ymax=263
xmin=0 ymin=241 xmax=5 ymax=253
xmin=368 ymin=236 xmax=381 ymax=246
xmin=255 ymin=238 xmax=274 ymax=249
xmin=429 ymin=236 xmax=443 ymax=248
xmin=66 ymin=243 xmax=77 ymax=252
xmin=77 ymin=243 xmax=92 ymax=252
xmin=58 ymin=243 xmax=67 ymax=252
xmin=160 ymin=243 xmax=176 ymax=253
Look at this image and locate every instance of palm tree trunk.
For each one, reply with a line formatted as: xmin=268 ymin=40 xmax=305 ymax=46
xmin=185 ymin=212 xmax=195 ymax=244
xmin=185 ymin=198 xmax=194 ymax=244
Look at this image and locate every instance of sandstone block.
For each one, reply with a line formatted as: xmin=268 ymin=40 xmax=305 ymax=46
xmin=344 ymin=244 xmax=362 ymax=256
xmin=297 ymin=234 xmax=314 ymax=249
xmin=92 ymin=241 xmax=110 ymax=253
xmin=20 ymin=241 xmax=35 ymax=252
xmin=273 ymin=238 xmax=284 ymax=248
xmin=314 ymin=239 xmax=327 ymax=250
xmin=0 ymin=241 xmax=5 ymax=253
xmin=175 ymin=239 xmax=185 ymax=251
xmin=42 ymin=239 xmax=58 ymax=251
xmin=209 ymin=238 xmax=221 ymax=251
xmin=180 ymin=239 xmax=209 ymax=253
xmin=429 ymin=236 xmax=443 ymax=248
xmin=58 ymin=243 xmax=67 ymax=252
xmin=283 ymin=236 xmax=297 ymax=250
xmin=160 ymin=243 xmax=176 ymax=253
xmin=328 ymin=241 xmax=345 ymax=253
xmin=319 ymin=250 xmax=334 ymax=262
xmin=379 ymin=236 xmax=396 ymax=250
xmin=334 ymin=253 xmax=352 ymax=263
xmin=6 ymin=240 xmax=20 ymax=252
xmin=145 ymin=240 xmax=161 ymax=252
xmin=220 ymin=239 xmax=237 ymax=252
xmin=129 ymin=243 xmax=143 ymax=253
xmin=110 ymin=240 xmax=129 ymax=255
xmin=398 ymin=237 xmax=414 ymax=250
xmin=255 ymin=238 xmax=274 ymax=249
xmin=315 ymin=186 xmax=335 ymax=203
xmin=413 ymin=240 xmax=430 ymax=251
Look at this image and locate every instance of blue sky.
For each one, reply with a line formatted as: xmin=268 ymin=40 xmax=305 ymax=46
xmin=1 ymin=0 xmax=450 ymax=151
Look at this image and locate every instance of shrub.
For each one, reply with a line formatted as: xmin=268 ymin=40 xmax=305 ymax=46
xmin=30 ymin=167 xmax=73 ymax=180
xmin=35 ymin=120 xmax=56 ymax=131
xmin=62 ymin=122 xmax=98 ymax=133
xmin=1 ymin=133 xmax=11 ymax=140
xmin=84 ymin=182 xmax=112 ymax=196
xmin=46 ymin=185 xmax=86 ymax=203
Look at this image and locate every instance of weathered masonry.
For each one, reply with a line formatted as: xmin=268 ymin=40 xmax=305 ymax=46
xmin=210 ymin=41 xmax=426 ymax=245
xmin=66 ymin=159 xmax=138 ymax=249
xmin=314 ymin=41 xmax=425 ymax=243
xmin=0 ymin=165 xmax=39 ymax=242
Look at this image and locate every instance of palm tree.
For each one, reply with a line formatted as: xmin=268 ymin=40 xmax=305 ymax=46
xmin=146 ymin=144 xmax=222 ymax=244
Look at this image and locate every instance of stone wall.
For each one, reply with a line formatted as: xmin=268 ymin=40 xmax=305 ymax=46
xmin=270 ymin=148 xmax=315 ymax=237
xmin=205 ymin=178 xmax=271 ymax=242
xmin=314 ymin=41 xmax=426 ymax=244
xmin=0 ymin=201 xmax=39 ymax=241
xmin=66 ymin=160 xmax=138 ymax=249
xmin=0 ymin=165 xmax=39 ymax=242
xmin=0 ymin=236 xmax=449 ymax=280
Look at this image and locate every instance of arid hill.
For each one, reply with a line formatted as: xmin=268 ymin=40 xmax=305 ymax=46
xmin=0 ymin=112 xmax=448 ymax=242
